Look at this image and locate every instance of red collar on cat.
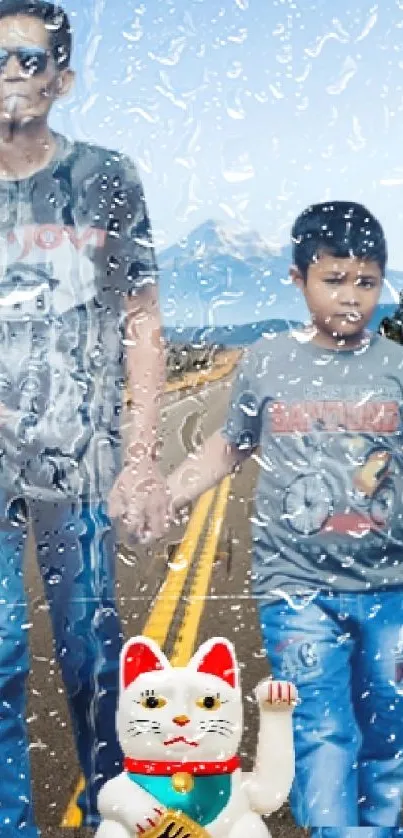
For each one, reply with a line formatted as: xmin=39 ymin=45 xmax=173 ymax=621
xmin=124 ymin=755 xmax=241 ymax=776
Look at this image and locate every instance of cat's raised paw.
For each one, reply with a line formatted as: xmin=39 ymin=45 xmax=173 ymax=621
xmin=255 ymin=678 xmax=298 ymax=711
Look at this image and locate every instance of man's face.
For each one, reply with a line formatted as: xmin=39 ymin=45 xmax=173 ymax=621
xmin=0 ymin=14 xmax=72 ymax=126
xmin=293 ymin=252 xmax=383 ymax=346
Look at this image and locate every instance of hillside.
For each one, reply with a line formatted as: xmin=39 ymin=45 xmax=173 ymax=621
xmin=164 ymin=305 xmax=396 ymax=347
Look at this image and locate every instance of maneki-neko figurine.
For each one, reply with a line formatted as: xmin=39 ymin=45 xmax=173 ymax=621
xmin=95 ymin=635 xmax=298 ymax=838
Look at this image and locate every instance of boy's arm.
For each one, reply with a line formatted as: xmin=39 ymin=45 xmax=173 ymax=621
xmin=167 ymin=429 xmax=252 ymax=512
xmin=167 ymin=344 xmax=263 ymax=518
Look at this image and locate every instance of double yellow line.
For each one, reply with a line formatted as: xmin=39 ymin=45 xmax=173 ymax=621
xmin=61 ymin=477 xmax=231 ymax=827
xmin=170 ymin=479 xmax=231 ymax=666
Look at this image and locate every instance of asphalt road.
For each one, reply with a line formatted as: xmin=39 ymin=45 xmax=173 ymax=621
xmin=25 ymin=375 xmax=306 ymax=837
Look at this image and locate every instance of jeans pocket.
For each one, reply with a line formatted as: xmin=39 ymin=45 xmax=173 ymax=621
xmin=278 ymin=639 xmax=323 ymax=683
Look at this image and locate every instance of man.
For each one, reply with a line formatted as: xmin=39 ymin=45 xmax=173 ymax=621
xmin=0 ymin=1 xmax=168 ymax=834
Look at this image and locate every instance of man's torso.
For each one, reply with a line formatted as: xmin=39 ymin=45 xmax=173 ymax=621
xmin=0 ymin=132 xmax=141 ymax=501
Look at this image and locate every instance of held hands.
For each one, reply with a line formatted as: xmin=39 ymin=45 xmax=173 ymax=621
xmin=108 ymin=442 xmax=174 ymax=543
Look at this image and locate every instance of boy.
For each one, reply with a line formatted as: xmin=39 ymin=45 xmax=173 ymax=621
xmin=162 ymin=202 xmax=403 ymax=836
xmin=0 ymin=1 xmax=167 ymax=834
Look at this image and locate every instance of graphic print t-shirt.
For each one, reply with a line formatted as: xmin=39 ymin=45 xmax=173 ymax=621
xmin=222 ymin=330 xmax=403 ymax=601
xmin=0 ymin=132 xmax=158 ymax=501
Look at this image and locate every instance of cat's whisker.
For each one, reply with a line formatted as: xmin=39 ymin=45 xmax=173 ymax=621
xmin=127 ymin=727 xmax=149 ymax=733
xmin=201 ymin=724 xmax=232 ymax=737
xmin=128 ymin=720 xmax=149 ymax=726
xmin=127 ymin=723 xmax=150 ymax=729
xmin=127 ymin=722 xmax=155 ymax=736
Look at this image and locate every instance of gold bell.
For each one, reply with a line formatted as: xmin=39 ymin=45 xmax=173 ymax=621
xmin=171 ymin=771 xmax=194 ymax=793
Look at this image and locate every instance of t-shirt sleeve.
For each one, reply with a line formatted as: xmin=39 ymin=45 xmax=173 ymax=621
xmin=106 ymin=154 xmax=159 ymax=295
xmin=221 ymin=348 xmax=263 ymax=451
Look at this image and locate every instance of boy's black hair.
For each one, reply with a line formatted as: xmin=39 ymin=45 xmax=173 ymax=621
xmin=0 ymin=0 xmax=72 ymax=69
xmin=291 ymin=201 xmax=387 ymax=279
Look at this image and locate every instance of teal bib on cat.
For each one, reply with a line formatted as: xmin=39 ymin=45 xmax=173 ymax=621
xmin=127 ymin=772 xmax=231 ymax=826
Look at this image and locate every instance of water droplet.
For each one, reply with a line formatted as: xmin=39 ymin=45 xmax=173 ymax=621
xmin=168 ymin=554 xmax=188 ymax=572
xmin=327 ymin=57 xmax=357 ymax=95
xmin=108 ymin=255 xmax=120 ymax=272
xmin=355 ymin=10 xmax=378 ymax=42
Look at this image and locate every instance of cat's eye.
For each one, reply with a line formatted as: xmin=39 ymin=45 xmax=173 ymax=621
xmin=141 ymin=695 xmax=167 ymax=709
xmin=196 ymin=695 xmax=221 ymax=711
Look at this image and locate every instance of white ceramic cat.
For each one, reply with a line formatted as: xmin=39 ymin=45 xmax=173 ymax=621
xmin=95 ymin=635 xmax=298 ymax=838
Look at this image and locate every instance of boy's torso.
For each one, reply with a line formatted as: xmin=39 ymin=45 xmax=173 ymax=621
xmin=248 ymin=330 xmax=403 ymax=601
xmin=0 ymin=132 xmax=136 ymax=502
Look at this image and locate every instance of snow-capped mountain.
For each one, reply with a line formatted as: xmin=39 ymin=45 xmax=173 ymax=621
xmin=157 ymin=219 xmax=403 ymax=328
xmin=159 ymin=218 xmax=289 ymax=265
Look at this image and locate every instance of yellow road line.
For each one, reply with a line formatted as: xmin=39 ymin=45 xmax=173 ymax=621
xmin=142 ymin=488 xmax=216 ymax=646
xmin=61 ymin=486 xmax=217 ymax=827
xmin=60 ymin=776 xmax=85 ymax=828
xmin=170 ymin=476 xmax=231 ymax=667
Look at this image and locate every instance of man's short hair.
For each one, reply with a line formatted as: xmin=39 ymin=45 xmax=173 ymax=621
xmin=291 ymin=201 xmax=387 ymax=279
xmin=0 ymin=0 xmax=72 ymax=69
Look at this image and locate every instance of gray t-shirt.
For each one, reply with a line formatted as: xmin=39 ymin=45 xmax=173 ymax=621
xmin=222 ymin=329 xmax=403 ymax=603
xmin=0 ymin=131 xmax=158 ymax=501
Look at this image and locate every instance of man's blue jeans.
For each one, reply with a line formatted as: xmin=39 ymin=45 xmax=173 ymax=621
xmin=259 ymin=590 xmax=403 ymax=838
xmin=0 ymin=492 xmax=123 ymax=836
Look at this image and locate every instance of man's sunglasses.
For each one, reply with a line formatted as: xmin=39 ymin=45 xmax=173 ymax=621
xmin=0 ymin=47 xmax=51 ymax=76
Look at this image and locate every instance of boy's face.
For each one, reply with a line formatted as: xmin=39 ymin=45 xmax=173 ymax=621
xmin=292 ymin=252 xmax=383 ymax=347
xmin=0 ymin=14 xmax=74 ymax=127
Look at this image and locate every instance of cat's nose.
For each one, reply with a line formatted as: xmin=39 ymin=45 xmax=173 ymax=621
xmin=173 ymin=715 xmax=190 ymax=726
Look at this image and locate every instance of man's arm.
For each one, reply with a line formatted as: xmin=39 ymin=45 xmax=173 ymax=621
xmin=167 ymin=429 xmax=252 ymax=513
xmin=124 ymin=283 xmax=165 ymax=458
xmin=107 ymin=153 xmax=169 ymax=535
xmin=108 ymin=282 xmax=168 ymax=535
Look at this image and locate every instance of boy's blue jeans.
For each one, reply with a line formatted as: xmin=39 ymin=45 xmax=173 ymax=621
xmin=259 ymin=590 xmax=403 ymax=838
xmin=0 ymin=492 xmax=124 ymax=837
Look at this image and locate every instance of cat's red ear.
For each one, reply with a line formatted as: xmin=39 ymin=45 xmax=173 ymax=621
xmin=120 ymin=636 xmax=169 ymax=690
xmin=191 ymin=638 xmax=239 ymax=689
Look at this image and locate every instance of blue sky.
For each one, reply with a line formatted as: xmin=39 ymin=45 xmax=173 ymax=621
xmin=52 ymin=0 xmax=403 ymax=269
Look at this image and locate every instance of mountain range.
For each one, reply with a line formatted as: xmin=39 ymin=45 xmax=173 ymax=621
xmin=158 ymin=220 xmax=403 ymax=340
xmin=163 ymin=306 xmax=395 ymax=347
